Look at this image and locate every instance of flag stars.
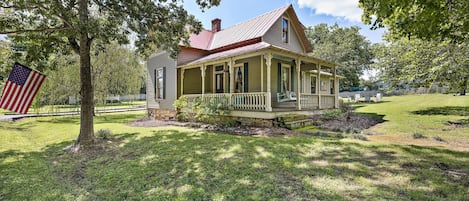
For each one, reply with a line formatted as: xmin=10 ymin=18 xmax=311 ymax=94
xmin=9 ymin=64 xmax=32 ymax=86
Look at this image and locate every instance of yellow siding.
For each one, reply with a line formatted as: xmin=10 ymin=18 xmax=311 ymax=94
xmin=183 ymin=68 xmax=202 ymax=94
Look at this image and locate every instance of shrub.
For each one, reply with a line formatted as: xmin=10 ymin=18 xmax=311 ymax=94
xmin=174 ymin=95 xmax=230 ymax=125
xmin=412 ymin=132 xmax=426 ymax=139
xmin=96 ymin=128 xmax=112 ymax=140
xmin=321 ymin=109 xmax=344 ymax=120
xmin=173 ymin=96 xmax=189 ymax=121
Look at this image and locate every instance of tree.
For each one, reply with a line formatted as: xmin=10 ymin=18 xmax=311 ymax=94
xmin=373 ymin=38 xmax=468 ymax=94
xmin=359 ymin=0 xmax=468 ymax=43
xmin=0 ymin=0 xmax=220 ymax=149
xmin=40 ymin=42 xmax=144 ymax=107
xmin=305 ymin=24 xmax=374 ymax=91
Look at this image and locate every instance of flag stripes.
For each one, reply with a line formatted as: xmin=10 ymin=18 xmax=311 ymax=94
xmin=0 ymin=63 xmax=46 ymax=114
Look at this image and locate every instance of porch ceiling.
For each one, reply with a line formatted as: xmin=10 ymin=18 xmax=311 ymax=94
xmin=180 ymin=42 xmax=270 ymax=68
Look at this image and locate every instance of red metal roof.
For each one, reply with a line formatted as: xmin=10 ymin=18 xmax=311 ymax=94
xmin=183 ymin=4 xmax=313 ymax=55
xmin=187 ymin=30 xmax=213 ymax=50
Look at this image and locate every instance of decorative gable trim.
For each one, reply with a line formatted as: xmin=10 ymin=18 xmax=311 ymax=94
xmin=284 ymin=7 xmax=312 ymax=53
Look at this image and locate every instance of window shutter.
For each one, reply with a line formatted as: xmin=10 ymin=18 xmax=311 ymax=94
xmin=243 ymin=63 xmax=248 ymax=92
xmin=162 ymin=67 xmax=166 ymax=99
xmin=278 ymin=63 xmax=281 ymax=92
xmin=154 ymin=69 xmax=157 ymax=99
xmin=291 ymin=61 xmax=295 ymax=91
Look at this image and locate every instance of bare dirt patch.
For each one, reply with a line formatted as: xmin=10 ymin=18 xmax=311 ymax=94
xmin=128 ymin=117 xmax=299 ymax=137
xmin=310 ymin=113 xmax=385 ymax=134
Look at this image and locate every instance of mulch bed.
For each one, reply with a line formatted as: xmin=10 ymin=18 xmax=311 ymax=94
xmin=128 ymin=118 xmax=299 ymax=137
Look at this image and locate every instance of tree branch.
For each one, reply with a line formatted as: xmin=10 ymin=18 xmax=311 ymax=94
xmin=68 ymin=37 xmax=80 ymax=54
xmin=0 ymin=27 xmax=71 ymax=34
xmin=1 ymin=5 xmax=39 ymax=9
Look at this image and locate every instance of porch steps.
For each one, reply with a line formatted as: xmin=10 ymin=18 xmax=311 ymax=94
xmin=275 ymin=114 xmax=313 ymax=129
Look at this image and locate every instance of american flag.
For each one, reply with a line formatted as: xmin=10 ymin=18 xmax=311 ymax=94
xmin=0 ymin=63 xmax=46 ymax=114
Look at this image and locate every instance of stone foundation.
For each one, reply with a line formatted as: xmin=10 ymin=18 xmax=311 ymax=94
xmin=219 ymin=116 xmax=274 ymax=127
xmin=148 ymin=108 xmax=176 ymax=120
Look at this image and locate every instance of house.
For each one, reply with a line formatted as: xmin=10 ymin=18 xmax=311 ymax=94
xmin=146 ymin=4 xmax=342 ymax=125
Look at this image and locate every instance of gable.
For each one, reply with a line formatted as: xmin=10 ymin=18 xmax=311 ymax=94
xmin=208 ymin=5 xmax=288 ymax=50
xmin=263 ymin=13 xmax=305 ymax=53
xmin=183 ymin=4 xmax=312 ymax=54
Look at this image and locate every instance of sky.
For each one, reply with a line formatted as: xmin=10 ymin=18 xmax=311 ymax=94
xmin=183 ymin=0 xmax=385 ymax=43
xmin=0 ymin=0 xmax=385 ymax=43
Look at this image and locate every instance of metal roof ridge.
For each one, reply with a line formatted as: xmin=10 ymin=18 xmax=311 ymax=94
xmin=208 ymin=4 xmax=291 ymax=50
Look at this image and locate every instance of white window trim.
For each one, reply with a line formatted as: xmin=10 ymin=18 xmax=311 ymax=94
xmin=280 ymin=63 xmax=291 ymax=93
xmin=310 ymin=74 xmax=317 ymax=94
xmin=155 ymin=67 xmax=164 ymax=100
xmin=233 ymin=64 xmax=244 ymax=93
xmin=213 ymin=63 xmax=226 ymax=93
xmin=281 ymin=17 xmax=290 ymax=44
xmin=330 ymin=78 xmax=335 ymax=95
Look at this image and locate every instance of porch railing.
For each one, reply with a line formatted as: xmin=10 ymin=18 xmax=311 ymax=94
xmin=231 ymin=92 xmax=267 ymax=111
xmin=202 ymin=94 xmax=230 ymax=109
xmin=321 ymin=95 xmax=335 ymax=109
xmin=182 ymin=92 xmax=267 ymax=111
xmin=182 ymin=93 xmax=335 ymax=111
xmin=299 ymin=93 xmax=319 ymax=109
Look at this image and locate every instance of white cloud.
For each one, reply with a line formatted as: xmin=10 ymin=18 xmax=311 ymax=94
xmin=297 ymin=0 xmax=363 ymax=22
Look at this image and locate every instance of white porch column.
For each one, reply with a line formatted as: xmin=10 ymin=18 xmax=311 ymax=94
xmin=229 ymin=58 xmax=234 ymax=93
xmin=296 ymin=58 xmax=301 ymax=110
xmin=180 ymin=68 xmax=185 ymax=96
xmin=333 ymin=65 xmax=339 ymax=108
xmin=265 ymin=53 xmax=272 ymax=112
xmin=200 ymin=65 xmax=206 ymax=95
xmin=260 ymin=55 xmax=264 ymax=92
xmin=317 ymin=63 xmax=321 ymax=109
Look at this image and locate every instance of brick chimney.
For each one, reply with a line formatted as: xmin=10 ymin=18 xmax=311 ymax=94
xmin=211 ymin=18 xmax=221 ymax=32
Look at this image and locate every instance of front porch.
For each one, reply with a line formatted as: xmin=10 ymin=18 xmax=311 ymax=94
xmin=177 ymin=44 xmax=340 ymax=118
xmin=183 ymin=92 xmax=336 ymax=112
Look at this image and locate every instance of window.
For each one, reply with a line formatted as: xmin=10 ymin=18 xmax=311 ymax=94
xmin=234 ymin=66 xmax=244 ymax=93
xmin=311 ymin=76 xmax=316 ymax=94
xmin=282 ymin=18 xmax=289 ymax=43
xmin=155 ymin=68 xmax=164 ymax=99
xmin=280 ymin=64 xmax=290 ymax=93
xmin=330 ymin=79 xmax=335 ymax=94
xmin=214 ymin=65 xmax=224 ymax=93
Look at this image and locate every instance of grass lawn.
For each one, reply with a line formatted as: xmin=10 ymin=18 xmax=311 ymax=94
xmin=354 ymin=94 xmax=469 ymax=151
xmin=1 ymin=110 xmax=468 ymax=200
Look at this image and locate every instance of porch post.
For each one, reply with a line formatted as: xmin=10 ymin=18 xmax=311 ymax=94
xmin=296 ymin=58 xmax=301 ymax=110
xmin=181 ymin=68 xmax=185 ymax=96
xmin=229 ymin=58 xmax=234 ymax=108
xmin=200 ymin=65 xmax=206 ymax=95
xmin=333 ymin=65 xmax=339 ymax=108
xmin=229 ymin=58 xmax=234 ymax=93
xmin=260 ymin=55 xmax=264 ymax=92
xmin=317 ymin=63 xmax=321 ymax=109
xmin=265 ymin=53 xmax=272 ymax=112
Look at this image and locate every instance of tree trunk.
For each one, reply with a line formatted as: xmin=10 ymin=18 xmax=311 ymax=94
xmin=76 ymin=0 xmax=95 ymax=145
xmin=461 ymin=78 xmax=467 ymax=96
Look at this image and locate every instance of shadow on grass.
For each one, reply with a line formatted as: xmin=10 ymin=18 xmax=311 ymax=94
xmin=0 ymin=121 xmax=36 ymax=132
xmin=411 ymin=106 xmax=469 ymax=116
xmin=1 ymin=129 xmax=469 ymax=200
xmin=36 ymin=113 xmax=145 ymax=125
